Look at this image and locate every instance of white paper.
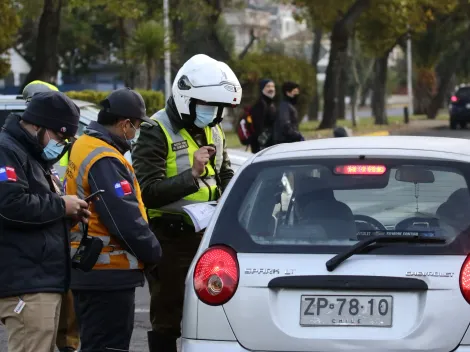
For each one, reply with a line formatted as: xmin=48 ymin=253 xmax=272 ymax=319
xmin=182 ymin=201 xmax=217 ymax=232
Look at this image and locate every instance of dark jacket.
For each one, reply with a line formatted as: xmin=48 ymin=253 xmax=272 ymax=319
xmin=0 ymin=114 xmax=70 ymax=298
xmin=132 ymin=97 xmax=234 ymax=210
xmin=70 ymin=121 xmax=162 ymax=291
xmin=273 ymin=99 xmax=303 ymax=144
xmin=251 ymin=95 xmax=276 ymax=137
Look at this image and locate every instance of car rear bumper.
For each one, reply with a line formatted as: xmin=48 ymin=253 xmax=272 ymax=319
xmin=180 ymin=339 xmax=470 ymax=352
xmin=181 ymin=339 xmax=249 ymax=351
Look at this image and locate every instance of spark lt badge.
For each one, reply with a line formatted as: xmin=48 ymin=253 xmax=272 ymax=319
xmin=244 ymin=268 xmax=296 ymax=275
xmin=405 ymin=271 xmax=454 ymax=278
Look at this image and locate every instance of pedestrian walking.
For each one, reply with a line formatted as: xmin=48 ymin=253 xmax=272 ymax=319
xmin=132 ymin=54 xmax=241 ymax=352
xmin=251 ymin=78 xmax=277 ymax=152
xmin=272 ymin=81 xmax=304 ymax=145
xmin=65 ymin=88 xmax=162 ymax=351
xmin=0 ymin=91 xmax=90 ymax=352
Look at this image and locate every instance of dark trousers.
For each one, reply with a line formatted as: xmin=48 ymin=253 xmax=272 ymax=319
xmin=146 ymin=220 xmax=202 ymax=339
xmin=73 ymin=288 xmax=135 ymax=352
xmin=250 ymin=139 xmax=260 ymax=153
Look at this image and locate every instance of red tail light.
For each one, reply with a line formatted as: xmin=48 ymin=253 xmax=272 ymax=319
xmin=460 ymin=255 xmax=470 ymax=303
xmin=451 ymin=95 xmax=458 ymax=103
xmin=193 ymin=245 xmax=239 ymax=306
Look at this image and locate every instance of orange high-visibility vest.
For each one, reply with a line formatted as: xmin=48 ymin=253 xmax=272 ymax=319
xmin=65 ymin=134 xmax=146 ymax=270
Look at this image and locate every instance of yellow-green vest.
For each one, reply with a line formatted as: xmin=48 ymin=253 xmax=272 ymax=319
xmin=147 ymin=110 xmax=224 ymax=220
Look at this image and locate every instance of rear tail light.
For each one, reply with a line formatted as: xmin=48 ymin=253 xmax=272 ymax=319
xmin=451 ymin=95 xmax=458 ymax=103
xmin=193 ymin=245 xmax=239 ymax=306
xmin=334 ymin=165 xmax=387 ymax=175
xmin=459 ymin=255 xmax=470 ymax=303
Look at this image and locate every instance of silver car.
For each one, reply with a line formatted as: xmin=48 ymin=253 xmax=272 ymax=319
xmin=181 ymin=135 xmax=470 ymax=352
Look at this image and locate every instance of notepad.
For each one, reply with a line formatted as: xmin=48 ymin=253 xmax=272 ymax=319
xmin=182 ymin=201 xmax=218 ymax=232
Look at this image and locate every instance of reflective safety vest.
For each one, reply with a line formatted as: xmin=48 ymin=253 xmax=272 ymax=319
xmin=59 ymin=151 xmax=69 ymax=182
xmin=65 ymin=134 xmax=146 ymax=270
xmin=147 ymin=110 xmax=224 ymax=220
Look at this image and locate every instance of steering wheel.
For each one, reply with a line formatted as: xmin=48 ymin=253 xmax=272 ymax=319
xmin=394 ymin=216 xmax=440 ymax=231
xmin=354 ymin=214 xmax=387 ymax=231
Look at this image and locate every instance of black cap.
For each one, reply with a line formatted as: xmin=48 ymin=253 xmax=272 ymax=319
xmin=100 ymin=88 xmax=157 ymax=126
xmin=21 ymin=91 xmax=80 ymax=137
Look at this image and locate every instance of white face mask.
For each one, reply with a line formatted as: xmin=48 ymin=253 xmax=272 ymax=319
xmin=194 ymin=105 xmax=218 ymax=128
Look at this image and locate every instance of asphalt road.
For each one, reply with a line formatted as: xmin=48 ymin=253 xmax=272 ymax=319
xmin=1 ymin=124 xmax=470 ymax=352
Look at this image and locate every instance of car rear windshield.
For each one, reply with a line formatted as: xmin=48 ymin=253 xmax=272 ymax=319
xmin=456 ymin=87 xmax=470 ymax=99
xmin=210 ymin=158 xmax=470 ymax=255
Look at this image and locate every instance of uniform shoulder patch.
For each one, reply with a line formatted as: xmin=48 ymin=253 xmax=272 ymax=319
xmin=114 ymin=180 xmax=133 ymax=197
xmin=0 ymin=166 xmax=17 ymax=182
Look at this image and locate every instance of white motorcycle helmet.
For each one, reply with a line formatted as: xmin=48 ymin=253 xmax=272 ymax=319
xmin=172 ymin=54 xmax=242 ymax=127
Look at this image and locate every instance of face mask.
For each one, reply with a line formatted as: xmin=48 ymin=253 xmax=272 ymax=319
xmin=288 ymin=94 xmax=299 ymax=105
xmin=124 ymin=122 xmax=139 ymax=147
xmin=195 ymin=105 xmax=218 ymax=128
xmin=41 ymin=131 xmax=65 ymax=161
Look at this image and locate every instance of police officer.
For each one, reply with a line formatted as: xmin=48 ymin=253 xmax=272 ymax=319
xmin=0 ymin=92 xmax=90 ymax=352
xmin=65 ymin=88 xmax=162 ymax=351
xmin=132 ymin=54 xmax=242 ymax=351
xmin=22 ymin=80 xmax=80 ymax=352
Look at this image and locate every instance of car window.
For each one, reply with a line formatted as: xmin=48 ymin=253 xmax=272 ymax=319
xmin=211 ymin=158 xmax=470 ymax=255
xmin=456 ymin=87 xmax=470 ymax=99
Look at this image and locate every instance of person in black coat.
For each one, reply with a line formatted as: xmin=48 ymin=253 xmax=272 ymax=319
xmin=250 ymin=78 xmax=277 ymax=152
xmin=272 ymin=81 xmax=304 ymax=145
xmin=0 ymin=91 xmax=91 ymax=352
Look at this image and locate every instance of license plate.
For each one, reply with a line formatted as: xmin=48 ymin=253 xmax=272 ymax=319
xmin=300 ymin=295 xmax=393 ymax=327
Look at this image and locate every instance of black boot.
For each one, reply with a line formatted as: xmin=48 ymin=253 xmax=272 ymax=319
xmin=147 ymin=330 xmax=177 ymax=352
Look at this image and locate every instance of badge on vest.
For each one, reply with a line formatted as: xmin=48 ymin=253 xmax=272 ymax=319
xmin=171 ymin=140 xmax=189 ymax=151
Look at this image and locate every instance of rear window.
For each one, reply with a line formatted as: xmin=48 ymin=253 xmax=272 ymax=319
xmin=456 ymin=87 xmax=470 ymax=99
xmin=210 ymin=158 xmax=470 ymax=255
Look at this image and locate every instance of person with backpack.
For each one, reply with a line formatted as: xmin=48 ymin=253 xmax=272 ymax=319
xmin=236 ymin=79 xmax=276 ymax=152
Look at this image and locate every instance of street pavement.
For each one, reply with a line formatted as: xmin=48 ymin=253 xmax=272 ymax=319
xmin=1 ymin=123 xmax=470 ymax=352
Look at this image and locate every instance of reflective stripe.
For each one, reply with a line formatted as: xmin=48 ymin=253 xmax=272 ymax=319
xmin=75 ymin=146 xmax=120 ymax=199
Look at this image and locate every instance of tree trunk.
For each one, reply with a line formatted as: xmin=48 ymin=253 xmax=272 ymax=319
xmin=372 ymin=51 xmax=390 ymax=125
xmin=427 ymin=59 xmax=458 ymax=119
xmin=319 ymin=0 xmax=370 ymax=129
xmin=117 ymin=18 xmax=131 ymax=87
xmin=21 ymin=0 xmax=63 ymax=91
xmin=337 ymin=64 xmax=347 ymax=119
xmin=238 ymin=28 xmax=257 ymax=60
xmin=308 ymin=26 xmax=322 ymax=121
xmin=414 ymin=68 xmax=436 ymax=115
xmin=146 ymin=59 xmax=153 ymax=90
xmin=360 ymin=79 xmax=371 ymax=107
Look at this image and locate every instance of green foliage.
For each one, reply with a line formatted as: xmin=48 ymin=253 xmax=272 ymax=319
xmin=0 ymin=0 xmax=20 ymax=78
xmin=231 ymin=53 xmax=316 ymax=117
xmin=66 ymin=89 xmax=165 ymax=116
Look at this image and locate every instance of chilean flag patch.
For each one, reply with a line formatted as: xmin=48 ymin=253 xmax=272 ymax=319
xmin=0 ymin=166 xmax=17 ymax=182
xmin=114 ymin=180 xmax=132 ymax=197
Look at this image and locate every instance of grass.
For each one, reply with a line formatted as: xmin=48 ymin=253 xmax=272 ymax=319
xmin=224 ymin=114 xmax=448 ymax=149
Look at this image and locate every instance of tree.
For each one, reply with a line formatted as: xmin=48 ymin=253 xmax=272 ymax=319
xmin=129 ymin=20 xmax=165 ymax=90
xmin=293 ymin=0 xmax=371 ymax=129
xmin=20 ymin=0 xmax=64 ymax=89
xmin=0 ymin=0 xmax=20 ymax=78
xmin=357 ymin=0 xmax=458 ymax=124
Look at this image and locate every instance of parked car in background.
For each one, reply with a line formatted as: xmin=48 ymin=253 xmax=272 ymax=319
xmin=449 ymin=85 xmax=470 ymax=129
xmin=182 ymin=135 xmax=470 ymax=352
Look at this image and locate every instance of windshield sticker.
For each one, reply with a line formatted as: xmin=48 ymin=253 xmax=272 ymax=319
xmin=357 ymin=230 xmax=436 ymax=239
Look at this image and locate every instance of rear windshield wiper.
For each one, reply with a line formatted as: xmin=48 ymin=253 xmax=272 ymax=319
xmin=326 ymin=235 xmax=446 ymax=272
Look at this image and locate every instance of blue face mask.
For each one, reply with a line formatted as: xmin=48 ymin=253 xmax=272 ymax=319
xmin=194 ymin=105 xmax=218 ymax=128
xmin=41 ymin=131 xmax=65 ymax=161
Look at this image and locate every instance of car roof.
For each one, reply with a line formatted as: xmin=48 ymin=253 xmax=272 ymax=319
xmin=252 ymin=136 xmax=470 ymax=162
xmin=0 ymin=95 xmax=97 ymax=109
